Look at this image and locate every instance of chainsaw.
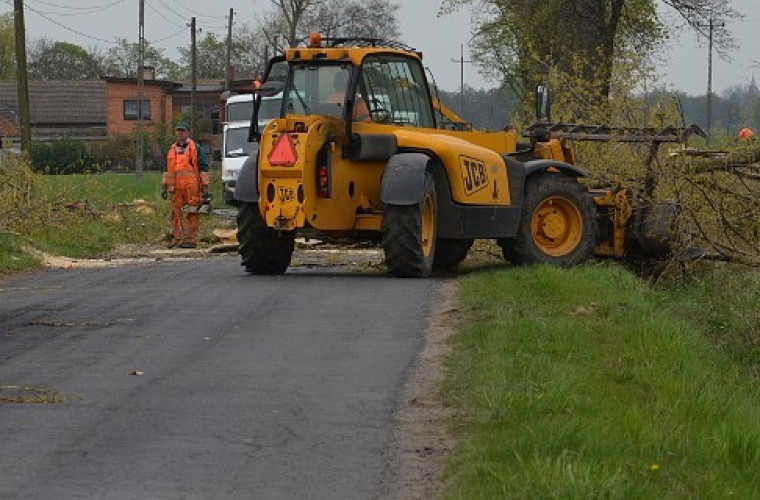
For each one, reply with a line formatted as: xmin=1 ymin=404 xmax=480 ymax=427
xmin=182 ymin=193 xmax=214 ymax=214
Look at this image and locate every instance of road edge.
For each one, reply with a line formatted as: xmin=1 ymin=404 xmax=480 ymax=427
xmin=379 ymin=278 xmax=459 ymax=500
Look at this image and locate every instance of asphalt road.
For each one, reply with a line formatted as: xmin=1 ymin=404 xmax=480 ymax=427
xmin=0 ymin=256 xmax=436 ymax=500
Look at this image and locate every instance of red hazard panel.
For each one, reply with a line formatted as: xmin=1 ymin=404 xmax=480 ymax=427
xmin=268 ymin=133 xmax=298 ymax=166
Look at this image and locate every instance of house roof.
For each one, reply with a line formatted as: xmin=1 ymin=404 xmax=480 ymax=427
xmin=100 ymin=76 xmax=178 ymax=88
xmin=0 ymin=80 xmax=106 ymax=125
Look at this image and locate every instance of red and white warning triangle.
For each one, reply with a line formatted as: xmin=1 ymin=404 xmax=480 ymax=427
xmin=268 ymin=133 xmax=298 ymax=166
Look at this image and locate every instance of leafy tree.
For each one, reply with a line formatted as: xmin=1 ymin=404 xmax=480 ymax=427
xmin=435 ymin=85 xmax=520 ymax=130
xmin=443 ymin=0 xmax=739 ymax=103
xmin=175 ymin=32 xmax=226 ymax=79
xmin=28 ymin=39 xmax=104 ymax=80
xmin=171 ymin=26 xmax=271 ymax=80
xmin=102 ymin=38 xmax=178 ymax=79
xmin=229 ymin=23 xmax=271 ymax=79
xmin=0 ymin=13 xmax=14 ymax=80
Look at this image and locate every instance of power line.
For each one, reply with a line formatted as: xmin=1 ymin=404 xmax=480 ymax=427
xmin=21 ymin=0 xmax=120 ymax=44
xmin=165 ymin=0 xmax=225 ymax=21
xmin=145 ymin=0 xmax=184 ymax=29
xmin=148 ymin=0 xmax=225 ymax=30
xmin=29 ymin=0 xmax=124 ymax=10
xmin=451 ymin=44 xmax=473 ymax=110
xmin=25 ymin=0 xmax=126 ymax=16
xmin=697 ymin=14 xmax=725 ymax=142
xmin=153 ymin=0 xmax=184 ymax=20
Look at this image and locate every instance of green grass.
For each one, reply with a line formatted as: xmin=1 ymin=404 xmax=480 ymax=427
xmin=40 ymin=171 xmax=225 ymax=209
xmin=441 ymin=263 xmax=760 ymax=499
xmin=0 ymin=169 xmax=227 ymax=270
xmin=0 ymin=234 xmax=41 ymax=271
xmin=40 ymin=172 xmax=165 ymax=208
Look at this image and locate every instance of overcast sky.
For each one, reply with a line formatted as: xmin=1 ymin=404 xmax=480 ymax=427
xmin=1 ymin=0 xmax=758 ymax=95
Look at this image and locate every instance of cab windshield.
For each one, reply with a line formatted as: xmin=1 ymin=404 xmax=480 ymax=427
xmin=282 ymin=63 xmax=353 ymax=120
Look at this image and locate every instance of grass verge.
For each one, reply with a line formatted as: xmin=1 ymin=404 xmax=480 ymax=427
xmin=0 ymin=233 xmax=41 ymax=271
xmin=1 ymin=157 xmax=226 ymax=273
xmin=441 ymin=263 xmax=760 ymax=498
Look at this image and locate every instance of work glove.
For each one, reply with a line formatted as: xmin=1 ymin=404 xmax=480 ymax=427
xmin=161 ymin=186 xmax=168 ymax=200
xmin=202 ymin=192 xmax=213 ymax=204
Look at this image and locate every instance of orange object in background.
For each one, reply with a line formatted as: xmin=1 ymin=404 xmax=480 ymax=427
xmin=738 ymin=127 xmax=755 ymax=141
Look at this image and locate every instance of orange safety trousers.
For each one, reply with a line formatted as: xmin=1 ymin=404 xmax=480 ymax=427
xmin=170 ymin=173 xmax=201 ymax=244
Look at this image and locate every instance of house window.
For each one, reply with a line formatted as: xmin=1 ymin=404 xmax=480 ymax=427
xmin=124 ymin=100 xmax=151 ymax=120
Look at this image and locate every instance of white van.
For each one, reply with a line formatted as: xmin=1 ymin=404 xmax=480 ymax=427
xmin=221 ymin=93 xmax=282 ymax=205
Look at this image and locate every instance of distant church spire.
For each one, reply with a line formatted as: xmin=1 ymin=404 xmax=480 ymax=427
xmin=749 ymin=74 xmax=758 ymax=94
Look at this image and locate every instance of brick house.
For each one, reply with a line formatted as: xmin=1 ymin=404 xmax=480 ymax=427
xmin=0 ymin=75 xmax=256 ymax=155
xmin=102 ymin=76 xmax=177 ymax=136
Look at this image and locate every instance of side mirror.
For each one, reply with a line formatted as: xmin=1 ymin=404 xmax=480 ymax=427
xmin=213 ymin=149 xmax=222 ymax=162
xmin=257 ymin=80 xmax=284 ymax=98
xmin=535 ymin=85 xmax=552 ymax=122
xmin=370 ymin=109 xmax=390 ymax=124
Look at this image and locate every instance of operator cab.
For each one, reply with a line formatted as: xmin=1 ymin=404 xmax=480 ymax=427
xmin=251 ymin=35 xmax=437 ymax=141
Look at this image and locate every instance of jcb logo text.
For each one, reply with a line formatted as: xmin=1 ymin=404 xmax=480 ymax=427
xmin=460 ymin=156 xmax=489 ymax=196
xmin=278 ymin=187 xmax=295 ymax=204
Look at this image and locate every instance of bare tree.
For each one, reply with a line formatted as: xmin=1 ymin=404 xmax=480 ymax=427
xmin=304 ymin=0 xmax=401 ymax=40
xmin=267 ymin=0 xmax=322 ymax=48
xmin=259 ymin=0 xmax=401 ymax=54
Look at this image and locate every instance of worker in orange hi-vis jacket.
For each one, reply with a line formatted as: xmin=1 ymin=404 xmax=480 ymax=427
xmin=161 ymin=121 xmax=209 ymax=249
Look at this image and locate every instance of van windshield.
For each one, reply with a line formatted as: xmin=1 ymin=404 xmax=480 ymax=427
xmin=225 ymin=127 xmax=255 ymax=157
xmin=258 ymin=98 xmax=282 ymax=120
xmin=227 ymin=101 xmax=253 ymax=122
xmin=227 ymin=97 xmax=282 ymax=122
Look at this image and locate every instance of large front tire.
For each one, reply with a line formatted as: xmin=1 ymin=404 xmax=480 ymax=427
xmin=237 ymin=202 xmax=295 ymax=274
xmin=499 ymin=174 xmax=598 ymax=266
xmin=382 ymin=172 xmax=437 ymax=278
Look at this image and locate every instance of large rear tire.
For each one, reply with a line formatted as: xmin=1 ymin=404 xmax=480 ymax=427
xmin=499 ymin=174 xmax=598 ymax=266
xmin=382 ymin=172 xmax=437 ymax=278
xmin=433 ymin=239 xmax=473 ymax=270
xmin=237 ymin=202 xmax=295 ymax=274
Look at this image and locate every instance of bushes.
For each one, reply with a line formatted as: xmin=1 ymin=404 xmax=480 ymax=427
xmin=0 ymin=154 xmax=39 ymax=232
xmin=31 ymin=138 xmax=99 ymax=175
xmin=30 ymin=131 xmax=170 ymax=174
xmin=88 ymin=135 xmax=134 ymax=172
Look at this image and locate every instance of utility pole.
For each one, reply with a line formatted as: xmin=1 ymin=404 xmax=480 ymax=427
xmin=698 ymin=13 xmax=724 ymax=144
xmin=13 ymin=0 xmax=31 ymax=156
xmin=190 ymin=16 xmax=197 ymax=138
xmin=225 ymin=8 xmax=233 ymax=90
xmin=136 ymin=0 xmax=145 ymax=181
xmin=451 ymin=44 xmax=472 ymax=111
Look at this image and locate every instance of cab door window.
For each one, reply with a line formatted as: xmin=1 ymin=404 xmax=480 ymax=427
xmin=359 ymin=56 xmax=435 ymax=128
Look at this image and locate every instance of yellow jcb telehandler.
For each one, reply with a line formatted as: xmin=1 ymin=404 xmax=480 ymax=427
xmin=234 ymin=34 xmax=702 ymax=277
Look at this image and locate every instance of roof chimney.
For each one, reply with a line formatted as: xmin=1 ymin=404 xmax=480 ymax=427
xmin=140 ymin=66 xmax=156 ymax=81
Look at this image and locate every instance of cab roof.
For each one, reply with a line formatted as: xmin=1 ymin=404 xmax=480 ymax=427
xmin=285 ymin=36 xmax=422 ymax=66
